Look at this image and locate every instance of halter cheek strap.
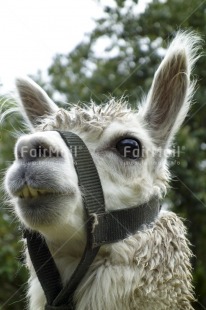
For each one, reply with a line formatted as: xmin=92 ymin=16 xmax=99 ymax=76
xmin=24 ymin=131 xmax=160 ymax=309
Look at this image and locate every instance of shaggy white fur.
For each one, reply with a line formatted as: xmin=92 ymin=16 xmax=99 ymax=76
xmin=4 ymin=31 xmax=200 ymax=309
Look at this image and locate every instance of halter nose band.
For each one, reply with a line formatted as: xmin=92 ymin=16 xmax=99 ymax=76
xmin=59 ymin=131 xmax=105 ymax=217
xmin=24 ymin=130 xmax=160 ymax=309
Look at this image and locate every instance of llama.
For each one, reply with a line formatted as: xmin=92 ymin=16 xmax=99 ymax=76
xmin=4 ymin=32 xmax=200 ymax=310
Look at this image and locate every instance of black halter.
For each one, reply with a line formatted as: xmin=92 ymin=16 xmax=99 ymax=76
xmin=24 ymin=131 xmax=160 ymax=309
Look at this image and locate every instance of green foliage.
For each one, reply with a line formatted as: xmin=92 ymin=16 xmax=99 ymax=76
xmin=0 ymin=109 xmax=28 ymax=309
xmin=0 ymin=0 xmax=206 ymax=308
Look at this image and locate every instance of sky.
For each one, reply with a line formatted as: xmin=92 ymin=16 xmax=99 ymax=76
xmin=0 ymin=0 xmax=149 ymax=93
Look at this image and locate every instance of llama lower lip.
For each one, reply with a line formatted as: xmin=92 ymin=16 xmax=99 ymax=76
xmin=18 ymin=193 xmax=54 ymax=201
xmin=17 ymin=193 xmax=71 ymax=210
xmin=16 ymin=194 xmax=73 ymax=227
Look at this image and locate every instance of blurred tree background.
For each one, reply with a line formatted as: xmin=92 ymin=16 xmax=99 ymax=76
xmin=0 ymin=0 xmax=206 ymax=309
xmin=0 ymin=109 xmax=28 ymax=309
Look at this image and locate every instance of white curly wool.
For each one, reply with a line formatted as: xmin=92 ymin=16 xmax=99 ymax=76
xmin=4 ymin=31 xmax=200 ymax=310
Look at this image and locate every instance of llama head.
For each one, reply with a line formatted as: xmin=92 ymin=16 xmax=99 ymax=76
xmin=5 ymin=32 xmax=199 ymax=242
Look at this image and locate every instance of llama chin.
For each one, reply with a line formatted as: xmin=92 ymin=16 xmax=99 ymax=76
xmin=4 ymin=31 xmax=200 ymax=310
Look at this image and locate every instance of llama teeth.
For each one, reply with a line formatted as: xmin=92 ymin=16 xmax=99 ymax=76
xmin=28 ymin=187 xmax=39 ymax=198
xmin=39 ymin=189 xmax=48 ymax=194
xmin=22 ymin=186 xmax=30 ymax=198
xmin=37 ymin=189 xmax=47 ymax=196
xmin=18 ymin=187 xmax=51 ymax=198
xmin=18 ymin=186 xmax=40 ymax=198
xmin=37 ymin=190 xmax=45 ymax=196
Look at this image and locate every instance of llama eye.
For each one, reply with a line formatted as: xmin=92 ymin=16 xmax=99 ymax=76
xmin=116 ymin=138 xmax=141 ymax=159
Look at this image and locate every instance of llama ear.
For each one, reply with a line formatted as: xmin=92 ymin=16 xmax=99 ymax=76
xmin=142 ymin=32 xmax=200 ymax=147
xmin=16 ymin=77 xmax=58 ymax=128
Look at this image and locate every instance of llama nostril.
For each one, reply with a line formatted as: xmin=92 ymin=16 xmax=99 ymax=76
xmin=33 ymin=142 xmax=52 ymax=158
xmin=34 ymin=142 xmax=62 ymax=158
xmin=17 ymin=149 xmax=23 ymax=159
